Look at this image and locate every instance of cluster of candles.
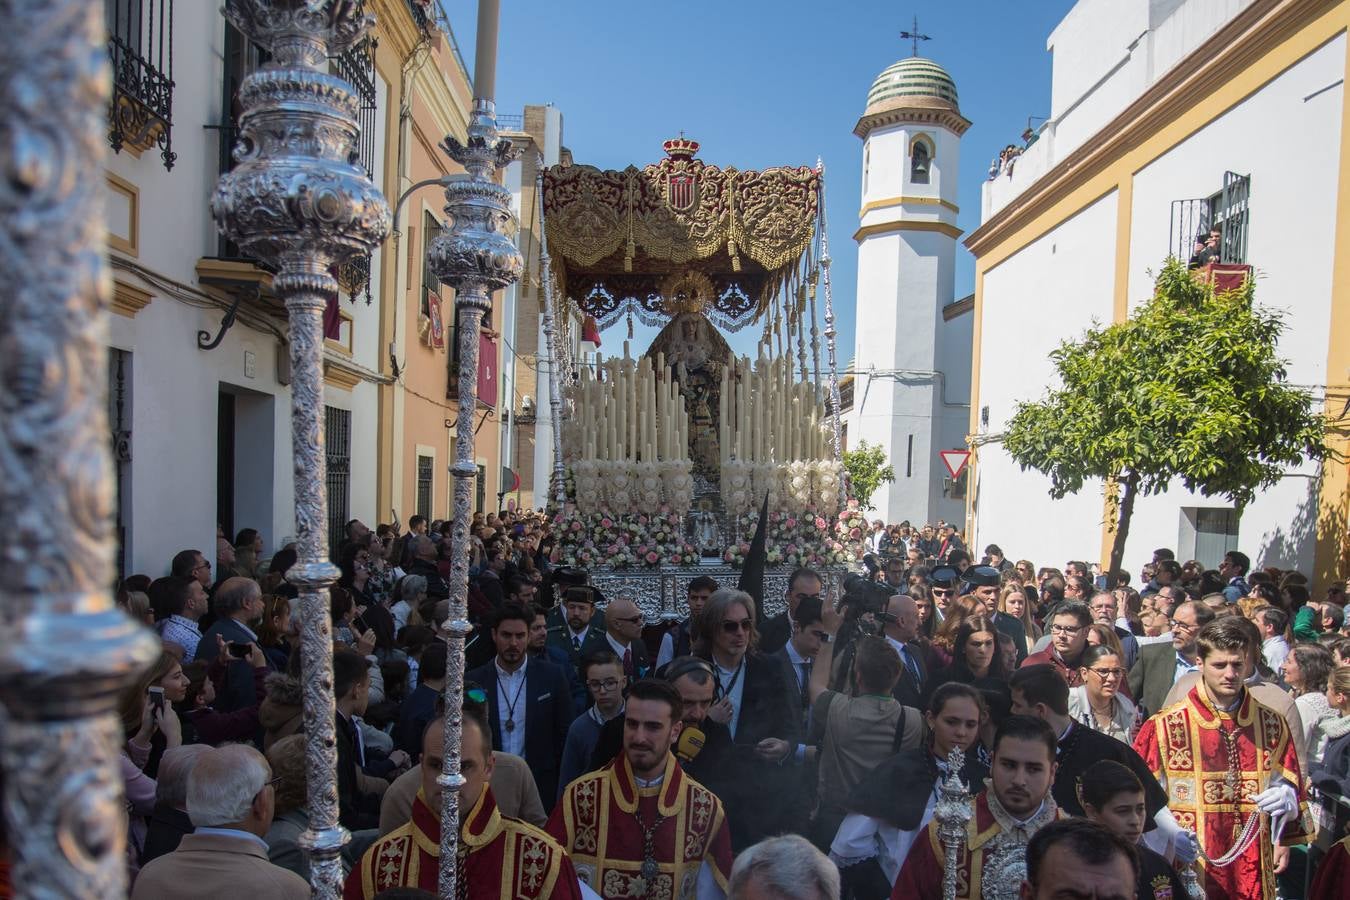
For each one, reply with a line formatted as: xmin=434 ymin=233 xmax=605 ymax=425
xmin=572 ymin=342 xmax=689 ymax=461
xmin=569 ymin=342 xmax=829 ymax=465
xmin=719 ymin=354 xmax=828 ymax=463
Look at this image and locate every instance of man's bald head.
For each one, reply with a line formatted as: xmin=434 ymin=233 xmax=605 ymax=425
xmin=215 ymin=576 xmax=261 ymax=621
xmin=605 ymin=597 xmax=643 ymax=644
xmin=414 ymin=535 xmax=436 ymax=561
xmin=884 ymin=593 xmax=919 ymax=643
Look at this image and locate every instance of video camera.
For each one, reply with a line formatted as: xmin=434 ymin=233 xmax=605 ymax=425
xmin=839 ymin=573 xmax=896 ymax=628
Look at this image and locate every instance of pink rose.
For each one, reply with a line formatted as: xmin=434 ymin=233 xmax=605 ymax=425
xmin=814 ymin=517 xmax=827 ymax=530
xmin=570 ymin=521 xmax=582 ymax=532
xmin=849 ymin=527 xmax=862 ymax=539
xmin=636 ymin=545 xmax=648 ymax=555
xmin=601 ymin=518 xmax=613 ymax=529
xmin=646 ymin=551 xmax=659 ymax=564
xmin=786 ymin=517 xmax=797 ymax=528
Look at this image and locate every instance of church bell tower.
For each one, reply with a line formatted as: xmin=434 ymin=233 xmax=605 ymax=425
xmin=846 ymin=45 xmax=971 ymax=525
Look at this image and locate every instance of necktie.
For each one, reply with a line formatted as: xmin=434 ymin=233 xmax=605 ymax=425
xmin=623 ymin=647 xmax=633 ymax=677
xmin=572 ymin=636 xmax=581 ymax=653
xmin=902 ymin=646 xmax=921 ymax=688
xmin=799 ymin=661 xmax=812 ymax=723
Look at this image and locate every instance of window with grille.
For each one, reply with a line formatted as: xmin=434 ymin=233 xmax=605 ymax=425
xmin=333 ymin=35 xmax=378 ymax=304
xmin=325 ymin=407 xmax=352 ymax=555
xmin=416 ymin=455 xmax=434 ymax=520
xmin=106 ymin=0 xmax=176 ymax=170
xmin=422 ymin=211 xmax=441 ymax=320
xmin=1169 ymin=171 xmax=1251 ymax=265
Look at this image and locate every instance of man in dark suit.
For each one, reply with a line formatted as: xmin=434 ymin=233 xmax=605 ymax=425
xmin=1128 ymin=599 xmax=1215 ymax=718
xmin=759 ymin=567 xmax=823 ymax=655
xmin=467 ymin=603 xmax=576 ymax=808
xmin=195 ymin=577 xmax=265 ymax=661
xmin=333 ymin=646 xmax=385 ymax=831
xmin=697 ymin=588 xmax=801 ymax=850
xmin=827 ymin=591 xmax=928 ymax=712
xmin=964 ymin=565 xmax=1028 ymax=661
xmin=528 ymin=604 xmax=586 ymax=712
xmin=597 ymin=596 xmax=651 ymax=680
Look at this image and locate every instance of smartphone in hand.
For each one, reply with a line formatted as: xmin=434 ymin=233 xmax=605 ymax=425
xmin=228 ymin=642 xmax=251 ymax=659
xmin=147 ymin=685 xmax=165 ymax=714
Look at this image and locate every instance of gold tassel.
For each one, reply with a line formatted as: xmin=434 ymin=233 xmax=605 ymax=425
xmin=729 ymin=239 xmax=741 ymax=272
xmin=624 ymin=237 xmax=635 ymax=272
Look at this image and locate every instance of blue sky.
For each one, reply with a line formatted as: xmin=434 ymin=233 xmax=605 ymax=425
xmin=444 ymin=0 xmax=1077 ymax=359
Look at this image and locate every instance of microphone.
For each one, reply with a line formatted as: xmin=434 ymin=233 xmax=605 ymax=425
xmin=675 ymin=724 xmax=706 ymax=763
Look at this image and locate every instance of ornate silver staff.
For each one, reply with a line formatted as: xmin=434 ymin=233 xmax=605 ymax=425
xmin=426 ymin=1 xmax=523 ymax=893
xmin=536 ymin=161 xmax=567 ymax=508
xmin=0 ymin=4 xmax=162 ymax=896
xmin=816 ymin=160 xmax=844 ymax=461
xmin=211 ymin=2 xmax=390 ymax=896
xmin=935 ymin=746 xmax=974 ymax=900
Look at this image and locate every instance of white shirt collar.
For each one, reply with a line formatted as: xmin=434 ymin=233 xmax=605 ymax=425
xmin=193 ymin=826 xmax=270 ymax=852
xmin=784 ymin=641 xmax=808 ymax=666
xmin=605 ymin=632 xmax=630 ymax=656
xmin=495 ymin=656 xmax=527 ymax=679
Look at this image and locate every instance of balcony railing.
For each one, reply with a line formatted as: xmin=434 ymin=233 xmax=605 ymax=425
xmin=107 ymin=0 xmax=176 ymax=170
xmin=1169 ymin=171 xmax=1250 ymax=265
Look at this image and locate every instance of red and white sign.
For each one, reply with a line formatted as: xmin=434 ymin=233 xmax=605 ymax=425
xmin=939 ymin=449 xmax=971 ymax=480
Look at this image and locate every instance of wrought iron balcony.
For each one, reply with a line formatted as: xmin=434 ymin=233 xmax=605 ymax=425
xmin=107 ymin=0 xmax=175 ymax=170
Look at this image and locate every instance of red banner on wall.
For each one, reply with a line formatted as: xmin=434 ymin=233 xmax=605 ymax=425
xmin=477 ymin=331 xmax=498 ymax=407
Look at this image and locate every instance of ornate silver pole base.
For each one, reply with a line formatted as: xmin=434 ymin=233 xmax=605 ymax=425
xmin=0 ymin=1 xmax=163 ymax=897
xmin=210 ymin=3 xmax=390 ymax=897
xmin=428 ymin=92 xmax=524 ymax=896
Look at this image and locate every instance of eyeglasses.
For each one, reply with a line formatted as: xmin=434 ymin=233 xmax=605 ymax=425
xmin=614 ymin=615 xmax=643 ymax=625
xmin=586 ymin=678 xmax=621 ymax=692
xmin=1049 ymin=624 xmax=1083 ymax=635
xmin=1088 ymin=667 xmax=1126 ymax=679
xmin=265 ymin=775 xmax=283 ymax=790
xmin=194 ymin=562 xmax=211 ymax=572
xmin=721 ymin=618 xmax=753 ymax=634
xmin=931 ymin=588 xmax=952 ymax=598
xmin=1169 ymin=619 xmax=1197 ymax=632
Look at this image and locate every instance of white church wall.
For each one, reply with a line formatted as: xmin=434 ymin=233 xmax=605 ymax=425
xmin=1115 ymin=32 xmax=1344 ymax=573
xmin=972 ymin=191 xmax=1118 ymax=564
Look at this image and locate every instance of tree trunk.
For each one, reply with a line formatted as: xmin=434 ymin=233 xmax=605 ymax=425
xmin=1107 ymin=474 xmax=1137 ymax=588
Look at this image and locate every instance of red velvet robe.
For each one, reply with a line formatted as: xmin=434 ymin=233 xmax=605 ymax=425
xmin=344 ymin=787 xmax=582 ymax=899
xmin=1311 ymin=835 xmax=1350 ymax=899
xmin=547 ymin=750 xmax=732 ymax=899
xmin=1132 ymin=685 xmax=1307 ymax=900
xmin=890 ymin=791 xmax=1062 ymax=900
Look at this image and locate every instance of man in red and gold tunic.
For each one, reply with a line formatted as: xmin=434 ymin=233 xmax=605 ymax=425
xmin=344 ymin=710 xmax=582 ymax=899
xmin=548 ymin=678 xmax=733 ymax=899
xmin=1133 ymin=617 xmax=1307 ymax=900
xmin=892 ymin=715 xmax=1063 ymax=899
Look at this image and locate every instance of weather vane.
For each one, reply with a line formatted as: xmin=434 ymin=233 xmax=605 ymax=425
xmin=900 ymin=16 xmax=931 ymax=57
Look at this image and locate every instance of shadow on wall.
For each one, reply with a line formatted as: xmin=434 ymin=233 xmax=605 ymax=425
xmin=1256 ymin=468 xmax=1343 ymax=583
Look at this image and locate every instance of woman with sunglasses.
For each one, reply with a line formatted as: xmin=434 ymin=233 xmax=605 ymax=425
xmin=829 ymin=683 xmax=989 ymax=899
xmin=1069 ymin=644 xmax=1137 ymax=744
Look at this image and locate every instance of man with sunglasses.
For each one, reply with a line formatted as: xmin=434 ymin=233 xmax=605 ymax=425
xmin=697 ymin=588 xmax=801 ymax=851
xmin=602 ymin=596 xmax=650 ymax=680
xmin=928 ymin=566 xmax=959 ymax=625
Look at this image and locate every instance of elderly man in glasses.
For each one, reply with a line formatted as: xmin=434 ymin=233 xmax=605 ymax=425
xmin=1128 ymin=599 xmax=1217 ymax=718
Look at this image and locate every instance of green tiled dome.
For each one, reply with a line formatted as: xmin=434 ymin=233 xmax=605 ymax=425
xmin=865 ymin=57 xmax=959 ymax=115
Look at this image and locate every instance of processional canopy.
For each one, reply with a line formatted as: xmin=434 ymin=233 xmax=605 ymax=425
xmin=542 ymin=138 xmax=822 ymax=333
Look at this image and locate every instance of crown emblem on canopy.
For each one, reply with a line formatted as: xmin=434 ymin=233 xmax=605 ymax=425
xmin=662 ymin=137 xmax=700 ymax=160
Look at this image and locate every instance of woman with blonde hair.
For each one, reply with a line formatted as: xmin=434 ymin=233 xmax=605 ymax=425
xmin=1312 ymin=666 xmax=1350 ymax=856
xmin=999 ymin=582 xmax=1041 ymax=641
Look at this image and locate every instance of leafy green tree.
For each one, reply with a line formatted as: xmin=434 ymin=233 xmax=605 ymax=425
xmin=843 ymin=440 xmax=896 ymax=512
xmin=1003 ymin=259 xmax=1330 ymax=581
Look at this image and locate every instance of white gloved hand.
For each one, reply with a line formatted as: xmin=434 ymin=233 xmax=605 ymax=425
xmin=1253 ymin=783 xmax=1298 ymax=843
xmin=1171 ymin=829 xmax=1200 ymax=865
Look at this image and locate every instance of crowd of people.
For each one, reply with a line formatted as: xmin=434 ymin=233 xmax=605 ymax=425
xmin=16 ymin=509 xmax=1347 ymax=899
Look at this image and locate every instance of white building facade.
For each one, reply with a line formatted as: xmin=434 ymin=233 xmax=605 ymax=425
xmin=845 ymin=57 xmax=974 ymax=526
xmin=966 ymin=0 xmax=1350 ymax=585
xmin=104 ymin=0 xmax=393 ymax=579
